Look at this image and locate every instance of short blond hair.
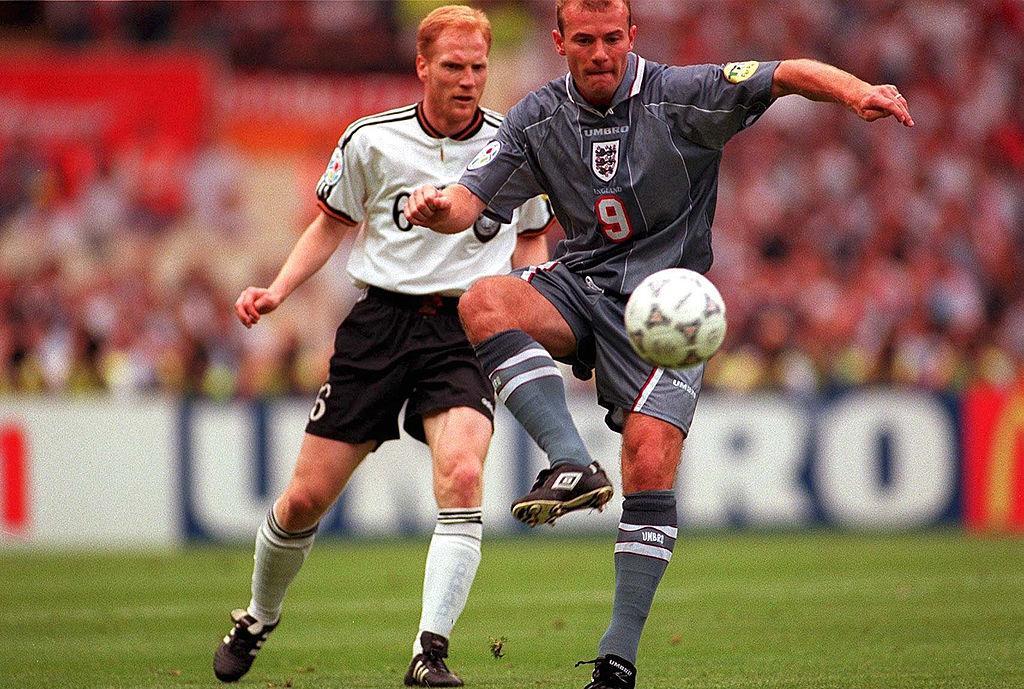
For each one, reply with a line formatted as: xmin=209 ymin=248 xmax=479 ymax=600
xmin=556 ymin=0 xmax=632 ymax=33
xmin=417 ymin=5 xmax=492 ymax=58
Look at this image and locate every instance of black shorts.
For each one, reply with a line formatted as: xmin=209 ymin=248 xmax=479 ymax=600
xmin=304 ymin=286 xmax=494 ymax=447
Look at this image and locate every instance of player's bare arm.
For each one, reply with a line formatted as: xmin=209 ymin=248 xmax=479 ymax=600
xmin=771 ymin=58 xmax=914 ymax=127
xmin=405 ymin=183 xmax=486 ymax=234
xmin=235 ymin=212 xmax=352 ymax=328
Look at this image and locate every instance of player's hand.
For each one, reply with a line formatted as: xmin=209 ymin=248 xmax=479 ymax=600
xmin=853 ymin=84 xmax=914 ymax=127
xmin=235 ymin=287 xmax=283 ymax=328
xmin=404 ymin=185 xmax=452 ymax=227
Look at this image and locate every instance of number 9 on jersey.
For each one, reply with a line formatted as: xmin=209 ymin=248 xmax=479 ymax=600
xmin=595 ymin=194 xmax=633 ymax=242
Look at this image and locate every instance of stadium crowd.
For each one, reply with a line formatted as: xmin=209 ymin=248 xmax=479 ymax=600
xmin=0 ymin=0 xmax=1021 ymax=397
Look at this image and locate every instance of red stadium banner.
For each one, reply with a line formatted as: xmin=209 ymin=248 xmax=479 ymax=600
xmin=962 ymin=384 xmax=1024 ymax=532
xmin=0 ymin=424 xmax=29 ymax=533
xmin=0 ymin=51 xmax=211 ymax=152
xmin=0 ymin=51 xmax=211 ymax=206
xmin=0 ymin=52 xmax=420 ymax=158
xmin=220 ymin=72 xmax=422 ymax=156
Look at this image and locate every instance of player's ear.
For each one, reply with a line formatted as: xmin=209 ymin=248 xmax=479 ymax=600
xmin=627 ymin=24 xmax=637 ymax=50
xmin=415 ymin=53 xmax=428 ymax=83
xmin=552 ymin=29 xmax=566 ymax=56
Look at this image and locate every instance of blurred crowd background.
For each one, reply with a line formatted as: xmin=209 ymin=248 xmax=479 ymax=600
xmin=0 ymin=0 xmax=1021 ymax=399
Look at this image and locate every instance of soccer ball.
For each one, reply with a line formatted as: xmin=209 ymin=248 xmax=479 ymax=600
xmin=624 ymin=268 xmax=727 ymax=369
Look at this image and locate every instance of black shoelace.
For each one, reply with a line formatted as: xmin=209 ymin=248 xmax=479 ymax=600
xmin=424 ymin=651 xmax=451 ymax=673
xmin=576 ymin=657 xmax=601 ymax=681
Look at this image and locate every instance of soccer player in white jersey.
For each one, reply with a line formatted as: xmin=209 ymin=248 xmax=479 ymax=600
xmin=406 ymin=1 xmax=913 ymax=687
xmin=213 ymin=7 xmax=552 ymax=687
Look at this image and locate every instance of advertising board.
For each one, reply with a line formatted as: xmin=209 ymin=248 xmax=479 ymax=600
xmin=1 ymin=385 xmax=994 ymax=546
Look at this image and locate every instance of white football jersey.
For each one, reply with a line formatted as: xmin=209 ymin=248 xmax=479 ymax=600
xmin=315 ymin=103 xmax=553 ymax=296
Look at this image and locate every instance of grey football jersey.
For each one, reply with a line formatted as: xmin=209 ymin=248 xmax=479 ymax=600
xmin=460 ymin=53 xmax=778 ymax=296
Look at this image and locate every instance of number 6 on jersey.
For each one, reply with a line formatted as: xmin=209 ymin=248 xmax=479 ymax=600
xmin=595 ymin=194 xmax=633 ymax=242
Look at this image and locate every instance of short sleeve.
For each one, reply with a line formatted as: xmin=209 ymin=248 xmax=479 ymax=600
xmin=660 ymin=60 xmax=779 ymax=150
xmin=315 ymin=129 xmax=367 ymax=226
xmin=459 ymin=101 xmax=545 ymax=224
xmin=511 ymin=195 xmax=555 ymax=236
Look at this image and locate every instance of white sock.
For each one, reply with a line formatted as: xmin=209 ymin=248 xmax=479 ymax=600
xmin=247 ymin=509 xmax=317 ymax=625
xmin=412 ymin=509 xmax=483 ymax=655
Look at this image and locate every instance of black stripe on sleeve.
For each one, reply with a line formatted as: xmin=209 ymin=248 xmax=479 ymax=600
xmin=317 ymin=200 xmax=358 ymax=226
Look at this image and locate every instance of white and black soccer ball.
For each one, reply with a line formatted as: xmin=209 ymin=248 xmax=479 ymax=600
xmin=624 ymin=268 xmax=727 ymax=369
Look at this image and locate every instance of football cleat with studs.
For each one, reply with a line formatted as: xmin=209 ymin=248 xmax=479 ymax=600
xmin=404 ymin=631 xmax=464 ymax=687
xmin=576 ymin=654 xmax=637 ymax=689
xmin=511 ymin=461 xmax=614 ymax=527
xmin=213 ymin=608 xmax=278 ymax=683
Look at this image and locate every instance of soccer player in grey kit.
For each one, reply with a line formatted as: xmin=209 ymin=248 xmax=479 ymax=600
xmin=406 ymin=1 xmax=914 ymax=686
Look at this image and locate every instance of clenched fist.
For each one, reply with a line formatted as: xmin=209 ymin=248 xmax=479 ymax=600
xmin=404 ymin=185 xmax=452 ymax=228
xmin=235 ymin=287 xmax=283 ymax=328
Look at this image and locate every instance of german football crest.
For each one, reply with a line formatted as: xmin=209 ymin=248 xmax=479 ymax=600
xmin=592 ymin=140 xmax=619 ymax=182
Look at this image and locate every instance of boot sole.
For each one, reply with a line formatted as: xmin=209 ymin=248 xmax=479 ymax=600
xmin=511 ymin=486 xmax=614 ymax=527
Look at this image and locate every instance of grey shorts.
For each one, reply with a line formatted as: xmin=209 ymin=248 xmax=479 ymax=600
xmin=518 ymin=261 xmax=704 ymax=435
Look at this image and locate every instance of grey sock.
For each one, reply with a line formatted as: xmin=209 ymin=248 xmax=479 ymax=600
xmin=598 ymin=490 xmax=677 ymax=663
xmin=474 ymin=329 xmax=591 ymax=467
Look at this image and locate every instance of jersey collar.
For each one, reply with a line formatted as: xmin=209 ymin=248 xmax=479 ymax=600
xmin=416 ymin=102 xmax=485 ymax=141
xmin=565 ymin=52 xmax=646 ymax=117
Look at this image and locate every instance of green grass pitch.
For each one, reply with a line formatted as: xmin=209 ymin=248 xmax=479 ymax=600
xmin=2 ymin=532 xmax=1022 ymax=689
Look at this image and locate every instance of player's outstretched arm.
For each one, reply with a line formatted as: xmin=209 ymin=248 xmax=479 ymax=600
xmin=235 ymin=212 xmax=352 ymax=328
xmin=405 ymin=183 xmax=487 ymax=234
xmin=771 ymin=58 xmax=914 ymax=127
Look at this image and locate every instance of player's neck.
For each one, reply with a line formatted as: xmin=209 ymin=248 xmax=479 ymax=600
xmin=572 ymin=77 xmax=622 ymax=110
xmin=582 ymin=90 xmax=612 ymax=109
xmin=419 ymin=100 xmax=477 ymax=138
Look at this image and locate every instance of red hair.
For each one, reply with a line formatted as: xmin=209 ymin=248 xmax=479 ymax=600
xmin=417 ymin=5 xmax=492 ymax=58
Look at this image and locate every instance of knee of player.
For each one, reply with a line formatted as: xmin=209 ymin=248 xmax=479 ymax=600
xmin=457 ymin=282 xmax=484 ymax=323
xmin=434 ymin=455 xmax=484 ymax=502
xmin=458 ymin=279 xmax=506 ymax=328
xmin=622 ymin=430 xmax=683 ymax=489
xmin=276 ymin=486 xmax=331 ymax=529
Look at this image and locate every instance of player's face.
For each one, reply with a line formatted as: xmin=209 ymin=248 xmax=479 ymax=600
xmin=554 ymin=2 xmax=636 ymax=108
xmin=417 ymin=28 xmax=489 ymax=129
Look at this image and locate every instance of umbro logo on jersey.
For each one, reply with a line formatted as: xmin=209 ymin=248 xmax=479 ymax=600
xmin=592 ymin=140 xmax=619 ymax=182
xmin=583 ymin=125 xmax=629 ymax=137
xmin=551 ymin=472 xmax=583 ymax=491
